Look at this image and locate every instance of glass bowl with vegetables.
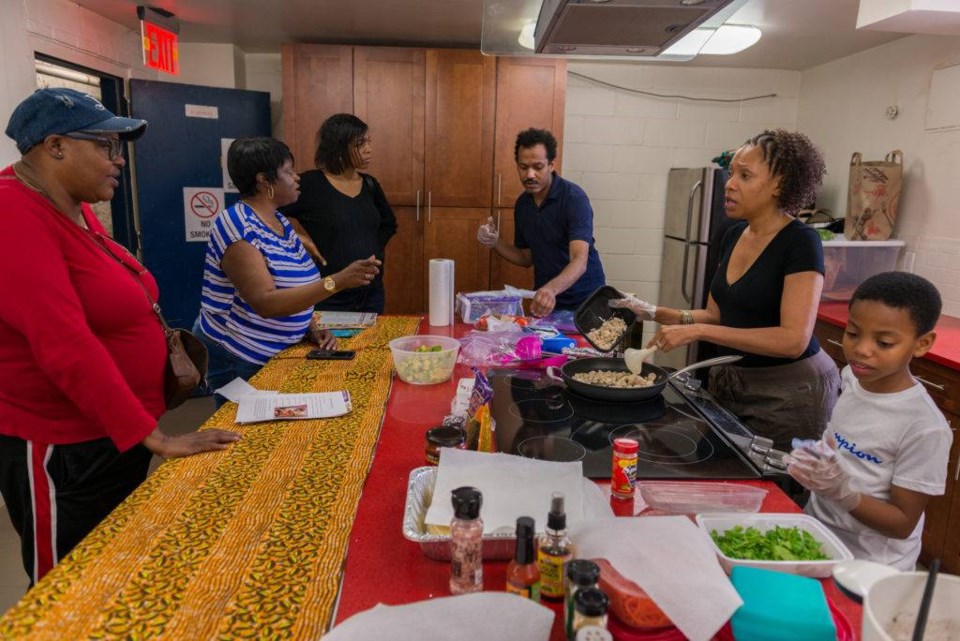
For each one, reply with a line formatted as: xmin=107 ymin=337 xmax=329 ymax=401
xmin=389 ymin=335 xmax=461 ymax=385
xmin=695 ymin=513 xmax=853 ymax=578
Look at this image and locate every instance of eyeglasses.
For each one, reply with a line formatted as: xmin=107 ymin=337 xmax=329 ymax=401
xmin=64 ymin=132 xmax=124 ymax=161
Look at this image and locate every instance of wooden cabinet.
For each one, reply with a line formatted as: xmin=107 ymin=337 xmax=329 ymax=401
xmin=492 ymin=57 xmax=567 ymax=209
xmin=814 ymin=320 xmax=960 ymax=574
xmin=281 ymin=45 xmax=566 ymax=314
xmin=281 ymin=44 xmax=353 ymax=171
xmin=382 ymin=207 xmax=423 ymax=314
xmin=353 ymin=47 xmax=425 ymax=207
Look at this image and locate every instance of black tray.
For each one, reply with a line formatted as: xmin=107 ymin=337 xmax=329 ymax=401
xmin=574 ymin=285 xmax=637 ymax=352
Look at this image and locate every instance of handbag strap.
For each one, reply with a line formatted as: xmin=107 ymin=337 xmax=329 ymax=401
xmin=85 ymin=230 xmax=173 ymax=332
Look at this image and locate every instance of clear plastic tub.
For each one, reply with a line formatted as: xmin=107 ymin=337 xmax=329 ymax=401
xmin=389 ymin=335 xmax=461 ymax=385
xmin=638 ymin=482 xmax=767 ymax=514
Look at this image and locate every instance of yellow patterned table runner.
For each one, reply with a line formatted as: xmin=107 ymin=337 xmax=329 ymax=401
xmin=0 ymin=316 xmax=420 ymax=640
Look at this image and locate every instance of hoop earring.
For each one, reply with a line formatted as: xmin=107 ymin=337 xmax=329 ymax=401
xmin=267 ymin=184 xmax=275 ymax=200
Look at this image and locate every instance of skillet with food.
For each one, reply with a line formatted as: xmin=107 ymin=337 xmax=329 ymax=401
xmin=547 ymin=355 xmax=741 ymax=403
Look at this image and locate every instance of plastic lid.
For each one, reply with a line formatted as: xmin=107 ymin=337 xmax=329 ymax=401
xmin=567 ymin=559 xmax=601 ymax=586
xmin=514 ymin=516 xmax=536 ymax=563
xmin=451 ymin=486 xmax=482 ymax=520
xmin=576 ymin=626 xmax=613 ymax=641
xmin=547 ymin=492 xmax=567 ymax=530
xmin=574 ymin=587 xmax=610 ymax=617
xmin=426 ymin=426 xmax=465 ymax=447
xmin=613 ymin=438 xmax=639 ymax=453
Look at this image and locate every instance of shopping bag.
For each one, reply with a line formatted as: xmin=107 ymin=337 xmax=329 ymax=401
xmin=844 ymin=150 xmax=903 ymax=240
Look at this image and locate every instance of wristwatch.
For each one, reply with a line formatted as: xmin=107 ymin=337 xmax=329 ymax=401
xmin=323 ymin=276 xmax=337 ymax=293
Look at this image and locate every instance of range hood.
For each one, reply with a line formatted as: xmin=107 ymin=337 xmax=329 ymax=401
xmin=535 ymin=0 xmax=740 ymax=56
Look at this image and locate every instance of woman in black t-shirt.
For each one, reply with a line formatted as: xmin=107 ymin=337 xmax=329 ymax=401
xmin=281 ymin=113 xmax=397 ymax=313
xmin=612 ymin=129 xmax=840 ymax=450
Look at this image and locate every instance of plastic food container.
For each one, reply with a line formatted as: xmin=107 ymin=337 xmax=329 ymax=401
xmin=695 ymin=513 xmax=854 ymax=578
xmin=574 ymin=286 xmax=637 ymax=352
xmin=821 ymin=239 xmax=904 ymax=302
xmin=389 ymin=335 xmax=461 ymax=385
xmin=638 ymin=482 xmax=767 ymax=514
xmin=455 ymin=291 xmax=524 ymax=323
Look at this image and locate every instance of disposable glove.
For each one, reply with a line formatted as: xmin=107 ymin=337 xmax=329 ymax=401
xmin=785 ymin=435 xmax=861 ymax=511
xmin=608 ymin=294 xmax=657 ymax=320
xmin=477 ymin=218 xmax=499 ymax=247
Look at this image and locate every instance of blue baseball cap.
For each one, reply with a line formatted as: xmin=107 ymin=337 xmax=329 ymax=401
xmin=5 ymin=87 xmax=147 ymax=154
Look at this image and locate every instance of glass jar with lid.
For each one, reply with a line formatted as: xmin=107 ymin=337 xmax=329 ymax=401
xmin=425 ymin=426 xmax=466 ymax=465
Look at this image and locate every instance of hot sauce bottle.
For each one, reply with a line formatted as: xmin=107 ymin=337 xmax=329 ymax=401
xmin=449 ymin=486 xmax=483 ymax=594
xmin=506 ymin=516 xmax=540 ymax=601
xmin=538 ymin=492 xmax=574 ymax=600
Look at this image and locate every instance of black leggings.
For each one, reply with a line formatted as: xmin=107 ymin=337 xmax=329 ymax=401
xmin=0 ymin=434 xmax=151 ymax=584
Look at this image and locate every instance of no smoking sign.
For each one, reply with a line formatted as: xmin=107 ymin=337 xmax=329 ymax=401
xmin=183 ymin=187 xmax=224 ymax=242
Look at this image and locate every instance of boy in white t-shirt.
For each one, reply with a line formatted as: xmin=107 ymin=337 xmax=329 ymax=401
xmin=786 ymin=272 xmax=952 ymax=570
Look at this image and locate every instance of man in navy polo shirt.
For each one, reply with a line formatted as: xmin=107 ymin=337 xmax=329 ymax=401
xmin=477 ymin=128 xmax=605 ymax=316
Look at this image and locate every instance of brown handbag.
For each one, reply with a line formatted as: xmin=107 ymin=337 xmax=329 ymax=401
xmin=89 ymin=232 xmax=208 ymax=409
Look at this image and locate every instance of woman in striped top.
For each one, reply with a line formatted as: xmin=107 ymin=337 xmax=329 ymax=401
xmin=194 ymin=138 xmax=380 ymax=404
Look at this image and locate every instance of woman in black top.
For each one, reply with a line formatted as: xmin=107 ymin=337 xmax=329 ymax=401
xmin=281 ymin=113 xmax=397 ymax=313
xmin=613 ymin=129 xmax=840 ymax=450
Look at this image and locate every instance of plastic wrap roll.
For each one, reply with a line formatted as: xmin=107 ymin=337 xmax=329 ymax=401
xmin=428 ymin=258 xmax=455 ymax=326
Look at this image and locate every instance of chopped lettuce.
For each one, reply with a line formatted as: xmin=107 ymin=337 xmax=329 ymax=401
xmin=710 ymin=525 xmax=829 ymax=561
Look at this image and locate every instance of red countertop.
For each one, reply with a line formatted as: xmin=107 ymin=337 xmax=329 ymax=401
xmin=334 ymin=319 xmax=863 ymax=640
xmin=818 ymin=302 xmax=960 ymax=371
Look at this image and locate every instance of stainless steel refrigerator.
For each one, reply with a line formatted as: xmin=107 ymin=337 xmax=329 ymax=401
xmin=656 ymin=167 xmax=734 ymax=370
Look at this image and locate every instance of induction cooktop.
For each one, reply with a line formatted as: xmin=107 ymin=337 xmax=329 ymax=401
xmin=490 ymin=370 xmax=790 ymax=480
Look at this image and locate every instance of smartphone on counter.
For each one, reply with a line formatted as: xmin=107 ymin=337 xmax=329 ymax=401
xmin=306 ymin=349 xmax=356 ymax=360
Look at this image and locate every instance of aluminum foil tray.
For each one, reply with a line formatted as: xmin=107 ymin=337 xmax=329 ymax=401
xmin=401 ymin=466 xmax=516 ymax=561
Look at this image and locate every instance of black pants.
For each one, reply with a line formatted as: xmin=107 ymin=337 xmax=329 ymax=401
xmin=0 ymin=434 xmax=152 ymax=584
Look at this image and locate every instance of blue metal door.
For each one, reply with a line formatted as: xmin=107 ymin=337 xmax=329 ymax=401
xmin=130 ymin=79 xmax=270 ymax=328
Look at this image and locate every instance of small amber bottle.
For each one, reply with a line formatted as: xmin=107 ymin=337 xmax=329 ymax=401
xmin=506 ymin=516 xmax=541 ymax=601
xmin=538 ymin=492 xmax=574 ymax=600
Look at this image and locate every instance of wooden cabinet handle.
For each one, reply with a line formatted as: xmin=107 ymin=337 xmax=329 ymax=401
xmin=416 ymin=190 xmax=420 ymax=222
xmin=915 ymin=376 xmax=945 ymax=392
xmin=827 ymin=339 xmax=844 ymax=349
xmin=427 ymin=191 xmax=432 ymax=224
xmin=497 ymin=173 xmax=502 ymax=207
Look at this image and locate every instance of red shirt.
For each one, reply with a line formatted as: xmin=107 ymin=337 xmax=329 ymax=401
xmin=0 ymin=166 xmax=165 ymax=451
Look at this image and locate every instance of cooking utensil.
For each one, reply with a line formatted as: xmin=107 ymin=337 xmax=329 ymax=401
xmin=624 ymin=346 xmax=657 ymax=374
xmin=912 ymin=558 xmax=940 ymax=641
xmin=547 ymin=355 xmax=741 ymax=403
xmin=574 ymin=285 xmax=637 ymax=352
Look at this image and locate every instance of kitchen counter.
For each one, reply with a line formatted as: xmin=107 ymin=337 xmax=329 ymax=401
xmin=0 ymin=316 xmax=863 ymax=640
xmin=818 ymin=301 xmax=960 ymax=371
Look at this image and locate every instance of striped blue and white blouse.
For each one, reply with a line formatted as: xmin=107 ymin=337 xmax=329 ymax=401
xmin=198 ymin=202 xmax=321 ymax=365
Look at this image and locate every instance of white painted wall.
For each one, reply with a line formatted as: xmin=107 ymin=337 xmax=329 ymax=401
xmin=174 ymin=42 xmax=246 ymax=89
xmin=244 ymin=53 xmax=284 ymax=139
xmin=798 ymin=34 xmax=960 ymax=316
xmin=562 ymin=62 xmax=801 ymax=307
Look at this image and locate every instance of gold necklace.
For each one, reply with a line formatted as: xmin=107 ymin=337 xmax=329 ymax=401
xmin=241 ymin=200 xmax=282 ymax=233
xmin=13 ymin=161 xmax=87 ymax=229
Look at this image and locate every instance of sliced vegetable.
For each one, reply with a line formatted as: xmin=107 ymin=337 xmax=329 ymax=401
xmin=710 ymin=525 xmax=829 ymax=561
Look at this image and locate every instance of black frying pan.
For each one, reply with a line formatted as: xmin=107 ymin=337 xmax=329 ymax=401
xmin=547 ymin=355 xmax=741 ymax=403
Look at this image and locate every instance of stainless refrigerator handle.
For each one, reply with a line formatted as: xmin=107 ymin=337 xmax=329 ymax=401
xmin=416 ymin=190 xmax=420 ymax=222
xmin=680 ymin=180 xmax=703 ymax=305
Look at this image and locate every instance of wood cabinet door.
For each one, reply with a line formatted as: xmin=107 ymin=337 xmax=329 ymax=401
xmin=382 ymin=206 xmax=424 ymax=314
xmin=488 ymin=210 xmax=534 ymax=292
xmin=281 ymin=45 xmax=353 ymax=172
xmin=354 ymin=47 xmax=425 ymax=207
xmin=423 ymin=207 xmax=491 ymax=297
xmin=923 ymin=409 xmax=960 ymax=573
xmin=424 ymin=49 xmax=496 ymax=208
xmin=493 ymin=57 xmax=567 ymax=209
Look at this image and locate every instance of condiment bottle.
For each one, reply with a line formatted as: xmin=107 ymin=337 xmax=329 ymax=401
xmin=572 ymin=587 xmax=609 ymax=633
xmin=449 ymin=486 xmax=483 ymax=594
xmin=506 ymin=516 xmax=540 ymax=601
xmin=538 ymin=492 xmax=574 ymax=600
xmin=565 ymin=559 xmax=600 ymax=640
xmin=425 ymin=426 xmax=466 ymax=465
xmin=611 ymin=437 xmax=639 ymax=500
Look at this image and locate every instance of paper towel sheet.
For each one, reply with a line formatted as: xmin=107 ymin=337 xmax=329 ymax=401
xmin=324 ymin=592 xmax=554 ymax=641
xmin=572 ymin=517 xmax=742 ymax=641
xmin=429 ymin=258 xmax=455 ymax=326
xmin=425 ymin=449 xmax=613 ymax=534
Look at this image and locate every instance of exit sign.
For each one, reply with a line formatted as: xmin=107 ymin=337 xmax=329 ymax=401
xmin=141 ymin=21 xmax=179 ymax=75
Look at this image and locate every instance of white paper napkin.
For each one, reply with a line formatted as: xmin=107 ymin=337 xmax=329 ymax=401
xmin=426 ymin=449 xmax=601 ymax=534
xmin=323 ymin=592 xmax=554 ymax=641
xmin=572 ymin=516 xmax=742 ymax=641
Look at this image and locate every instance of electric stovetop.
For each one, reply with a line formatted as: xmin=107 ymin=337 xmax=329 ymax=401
xmin=490 ymin=370 xmax=790 ymax=480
